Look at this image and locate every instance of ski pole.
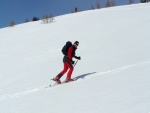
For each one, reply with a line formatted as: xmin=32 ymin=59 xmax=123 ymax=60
xmin=74 ymin=60 xmax=78 ymax=67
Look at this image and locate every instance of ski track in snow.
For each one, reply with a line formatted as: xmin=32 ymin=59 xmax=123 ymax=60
xmin=0 ymin=59 xmax=150 ymax=101
xmin=84 ymin=60 xmax=150 ymax=80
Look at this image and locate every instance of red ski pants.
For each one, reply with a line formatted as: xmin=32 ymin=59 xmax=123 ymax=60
xmin=59 ymin=62 xmax=74 ymax=79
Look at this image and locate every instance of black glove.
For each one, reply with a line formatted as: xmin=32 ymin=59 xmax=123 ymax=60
xmin=76 ymin=56 xmax=81 ymax=60
xmin=72 ymin=61 xmax=75 ymax=64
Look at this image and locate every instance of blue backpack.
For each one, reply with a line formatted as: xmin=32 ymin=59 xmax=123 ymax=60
xmin=62 ymin=41 xmax=72 ymax=56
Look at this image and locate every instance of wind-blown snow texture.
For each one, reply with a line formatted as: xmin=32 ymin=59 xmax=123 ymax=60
xmin=0 ymin=3 xmax=150 ymax=113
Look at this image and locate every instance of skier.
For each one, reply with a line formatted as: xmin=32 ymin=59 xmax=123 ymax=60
xmin=53 ymin=41 xmax=81 ymax=84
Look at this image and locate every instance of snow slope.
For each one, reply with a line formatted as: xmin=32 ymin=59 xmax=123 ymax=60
xmin=0 ymin=3 xmax=150 ymax=113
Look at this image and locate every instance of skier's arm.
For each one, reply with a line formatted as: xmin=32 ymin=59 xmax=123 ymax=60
xmin=68 ymin=47 xmax=73 ymax=61
xmin=74 ymin=56 xmax=81 ymax=60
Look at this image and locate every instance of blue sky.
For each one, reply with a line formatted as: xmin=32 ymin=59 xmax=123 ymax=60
xmin=0 ymin=0 xmax=140 ymax=28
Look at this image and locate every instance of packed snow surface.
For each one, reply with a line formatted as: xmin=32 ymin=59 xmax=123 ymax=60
xmin=0 ymin=3 xmax=150 ymax=113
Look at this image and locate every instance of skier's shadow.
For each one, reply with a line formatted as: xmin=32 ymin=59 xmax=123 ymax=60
xmin=74 ymin=72 xmax=96 ymax=80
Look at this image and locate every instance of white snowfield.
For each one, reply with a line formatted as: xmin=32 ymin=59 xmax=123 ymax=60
xmin=0 ymin=3 xmax=150 ymax=113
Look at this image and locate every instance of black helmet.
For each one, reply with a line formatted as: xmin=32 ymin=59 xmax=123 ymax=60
xmin=74 ymin=41 xmax=79 ymax=46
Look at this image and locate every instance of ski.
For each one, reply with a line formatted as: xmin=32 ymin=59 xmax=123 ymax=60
xmin=45 ymin=82 xmax=59 ymax=88
xmin=45 ymin=78 xmax=76 ymax=88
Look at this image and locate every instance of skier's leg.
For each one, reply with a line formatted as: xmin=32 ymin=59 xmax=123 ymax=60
xmin=65 ymin=61 xmax=74 ymax=81
xmin=57 ymin=62 xmax=68 ymax=79
xmin=66 ymin=67 xmax=74 ymax=81
xmin=59 ymin=62 xmax=69 ymax=77
xmin=53 ymin=62 xmax=68 ymax=83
